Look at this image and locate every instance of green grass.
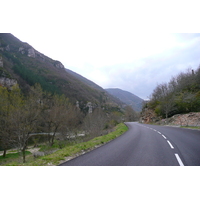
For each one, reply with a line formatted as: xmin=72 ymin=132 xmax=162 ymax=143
xmin=0 ymin=151 xmax=31 ymax=160
xmin=5 ymin=123 xmax=128 ymax=166
xmin=0 ymin=151 xmax=32 ymax=165
xmin=181 ymin=126 xmax=200 ymax=130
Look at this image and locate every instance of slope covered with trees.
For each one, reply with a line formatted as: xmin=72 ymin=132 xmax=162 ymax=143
xmin=0 ymin=33 xmax=130 ymax=164
xmin=0 ymin=33 xmax=122 ymax=111
xmin=144 ymin=67 xmax=200 ymax=119
xmin=106 ymin=88 xmax=144 ymax=112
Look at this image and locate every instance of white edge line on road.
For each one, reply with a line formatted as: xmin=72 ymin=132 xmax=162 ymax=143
xmin=157 ymin=131 xmax=161 ymax=134
xmin=162 ymin=135 xmax=167 ymax=139
xmin=175 ymin=154 xmax=184 ymax=166
xmin=167 ymin=140 xmax=174 ymax=149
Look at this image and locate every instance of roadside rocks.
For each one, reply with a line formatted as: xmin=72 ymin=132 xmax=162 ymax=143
xmin=0 ymin=77 xmax=17 ymax=88
xmin=33 ymin=149 xmax=57 ymax=158
xmin=140 ymin=108 xmax=160 ymax=123
xmin=169 ymin=112 xmax=200 ymax=127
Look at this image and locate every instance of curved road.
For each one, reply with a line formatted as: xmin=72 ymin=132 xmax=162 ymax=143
xmin=59 ymin=122 xmax=200 ymax=166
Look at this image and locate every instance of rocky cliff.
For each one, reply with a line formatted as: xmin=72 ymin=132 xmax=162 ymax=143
xmin=0 ymin=54 xmax=17 ymax=88
xmin=0 ymin=77 xmax=17 ymax=88
xmin=141 ymin=107 xmax=200 ymax=127
xmin=168 ymin=112 xmax=200 ymax=127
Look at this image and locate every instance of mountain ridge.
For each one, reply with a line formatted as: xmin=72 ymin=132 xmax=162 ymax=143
xmin=105 ymin=88 xmax=144 ymax=112
xmin=0 ymin=33 xmax=122 ymax=113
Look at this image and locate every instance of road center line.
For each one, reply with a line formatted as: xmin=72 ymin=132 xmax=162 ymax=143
xmin=162 ymin=135 xmax=167 ymax=139
xmin=175 ymin=154 xmax=184 ymax=166
xmin=167 ymin=140 xmax=174 ymax=149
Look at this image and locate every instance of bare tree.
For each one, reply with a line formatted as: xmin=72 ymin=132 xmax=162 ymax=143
xmin=124 ymin=105 xmax=138 ymax=122
xmin=83 ymin=108 xmax=107 ymax=137
xmin=10 ymin=84 xmax=43 ymax=163
xmin=42 ymin=94 xmax=73 ymax=146
xmin=0 ymin=85 xmax=22 ymax=157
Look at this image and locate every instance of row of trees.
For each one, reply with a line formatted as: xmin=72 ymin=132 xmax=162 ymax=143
xmin=0 ymin=83 xmax=139 ymax=163
xmin=0 ymin=84 xmax=82 ymax=162
xmin=0 ymin=84 xmax=141 ymax=162
xmin=146 ymin=66 xmax=200 ymax=118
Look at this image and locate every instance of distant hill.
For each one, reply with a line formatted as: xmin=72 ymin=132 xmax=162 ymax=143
xmin=66 ymin=68 xmax=125 ymax=107
xmin=66 ymin=68 xmax=104 ymax=91
xmin=0 ymin=33 xmax=122 ymax=113
xmin=105 ymin=88 xmax=144 ymax=112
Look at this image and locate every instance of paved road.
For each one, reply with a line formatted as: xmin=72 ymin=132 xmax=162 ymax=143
xmin=59 ymin=122 xmax=200 ymax=166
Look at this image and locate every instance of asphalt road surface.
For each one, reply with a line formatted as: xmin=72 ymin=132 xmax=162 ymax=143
xmin=59 ymin=122 xmax=200 ymax=166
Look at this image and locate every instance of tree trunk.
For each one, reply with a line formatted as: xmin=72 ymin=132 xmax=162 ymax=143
xmin=3 ymin=149 xmax=7 ymax=157
xmin=50 ymin=132 xmax=56 ymax=146
xmin=50 ymin=126 xmax=58 ymax=146
xmin=22 ymin=149 xmax=26 ymax=163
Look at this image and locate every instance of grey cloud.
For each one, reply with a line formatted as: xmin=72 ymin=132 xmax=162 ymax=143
xmin=101 ymin=36 xmax=200 ymax=99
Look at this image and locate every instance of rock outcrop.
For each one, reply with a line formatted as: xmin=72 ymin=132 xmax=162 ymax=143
xmin=0 ymin=77 xmax=17 ymax=89
xmin=5 ymin=45 xmax=10 ymax=51
xmin=140 ymin=108 xmax=160 ymax=123
xmin=18 ymin=47 xmax=26 ymax=54
xmin=168 ymin=112 xmax=200 ymax=127
xmin=54 ymin=61 xmax=64 ymax=69
xmin=28 ymin=48 xmax=36 ymax=58
xmin=86 ymin=102 xmax=93 ymax=114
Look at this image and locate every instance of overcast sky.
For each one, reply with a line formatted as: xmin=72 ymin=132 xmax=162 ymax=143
xmin=2 ymin=0 xmax=200 ymax=99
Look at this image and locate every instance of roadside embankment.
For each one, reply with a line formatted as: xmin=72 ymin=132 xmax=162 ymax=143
xmin=1 ymin=123 xmax=128 ymax=166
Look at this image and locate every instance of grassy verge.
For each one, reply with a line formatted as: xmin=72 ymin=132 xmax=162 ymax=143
xmin=2 ymin=123 xmax=128 ymax=166
xmin=180 ymin=126 xmax=200 ymax=130
xmin=0 ymin=151 xmax=32 ymax=166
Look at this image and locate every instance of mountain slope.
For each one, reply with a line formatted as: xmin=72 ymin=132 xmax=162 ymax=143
xmin=0 ymin=33 xmax=122 ymax=112
xmin=105 ymin=88 xmax=144 ymax=112
xmin=66 ymin=68 xmax=125 ymax=107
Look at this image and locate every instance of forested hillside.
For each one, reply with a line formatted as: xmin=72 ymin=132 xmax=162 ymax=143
xmin=0 ymin=33 xmax=122 ymax=112
xmin=144 ymin=67 xmax=200 ymax=119
xmin=0 ymin=33 xmax=131 ymax=164
xmin=106 ymin=88 xmax=144 ymax=112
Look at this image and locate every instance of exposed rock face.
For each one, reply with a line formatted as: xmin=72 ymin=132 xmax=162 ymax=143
xmin=141 ymin=108 xmax=200 ymax=127
xmin=19 ymin=47 xmax=26 ymax=54
xmin=54 ymin=61 xmax=64 ymax=69
xmin=28 ymin=48 xmax=36 ymax=58
xmin=76 ymin=101 xmax=80 ymax=109
xmin=19 ymin=46 xmax=45 ymax=61
xmin=5 ymin=45 xmax=10 ymax=51
xmin=168 ymin=112 xmax=200 ymax=126
xmin=140 ymin=108 xmax=160 ymax=123
xmin=86 ymin=102 xmax=93 ymax=114
xmin=0 ymin=77 xmax=17 ymax=89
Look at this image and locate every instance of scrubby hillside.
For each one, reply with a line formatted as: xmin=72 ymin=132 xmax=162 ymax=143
xmin=0 ymin=33 xmax=126 ymax=163
xmin=106 ymin=88 xmax=144 ymax=112
xmin=142 ymin=67 xmax=200 ymax=122
xmin=0 ymin=33 xmax=122 ymax=112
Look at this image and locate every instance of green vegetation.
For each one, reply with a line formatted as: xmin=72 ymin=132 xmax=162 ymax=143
xmin=0 ymin=151 xmax=31 ymax=166
xmin=0 ymin=33 xmax=126 ymax=112
xmin=2 ymin=51 xmax=61 ymax=94
xmin=0 ymin=67 xmax=12 ymax=79
xmin=0 ymin=123 xmax=128 ymax=166
xmin=0 ymin=83 xmax=127 ymax=164
xmin=0 ymin=151 xmax=31 ymax=160
xmin=145 ymin=67 xmax=200 ymax=119
xmin=180 ymin=126 xmax=200 ymax=130
xmin=0 ymin=33 xmax=133 ymax=166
